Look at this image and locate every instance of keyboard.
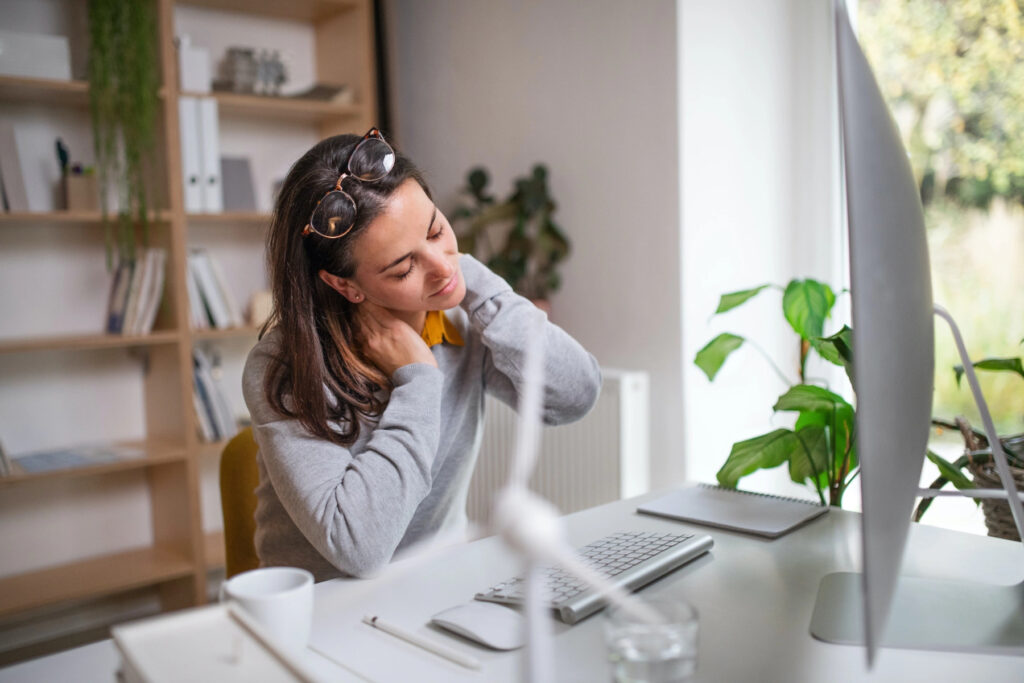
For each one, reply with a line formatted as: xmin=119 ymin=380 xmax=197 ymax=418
xmin=474 ymin=530 xmax=714 ymax=624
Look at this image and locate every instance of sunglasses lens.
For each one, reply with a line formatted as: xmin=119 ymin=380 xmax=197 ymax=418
xmin=349 ymin=138 xmax=395 ymax=181
xmin=309 ymin=190 xmax=356 ymax=237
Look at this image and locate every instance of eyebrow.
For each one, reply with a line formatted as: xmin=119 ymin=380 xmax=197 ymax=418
xmin=378 ymin=206 xmax=438 ymax=273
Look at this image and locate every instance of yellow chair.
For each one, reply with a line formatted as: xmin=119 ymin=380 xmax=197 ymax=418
xmin=219 ymin=427 xmax=261 ymax=578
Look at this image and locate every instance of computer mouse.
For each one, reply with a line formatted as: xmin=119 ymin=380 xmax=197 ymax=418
xmin=429 ymin=601 xmax=526 ymax=650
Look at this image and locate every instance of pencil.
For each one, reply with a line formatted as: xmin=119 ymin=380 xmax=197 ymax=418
xmin=362 ymin=615 xmax=482 ymax=670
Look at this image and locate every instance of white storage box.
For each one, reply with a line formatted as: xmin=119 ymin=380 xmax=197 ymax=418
xmin=0 ymin=31 xmax=71 ymax=80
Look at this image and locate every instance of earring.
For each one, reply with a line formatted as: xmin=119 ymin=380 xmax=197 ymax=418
xmin=352 ymin=294 xmax=363 ymax=302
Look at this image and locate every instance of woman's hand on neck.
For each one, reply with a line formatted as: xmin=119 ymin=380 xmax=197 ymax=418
xmin=355 ymin=302 xmax=435 ymax=376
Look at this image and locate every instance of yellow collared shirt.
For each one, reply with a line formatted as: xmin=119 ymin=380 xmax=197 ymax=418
xmin=420 ymin=310 xmax=464 ymax=348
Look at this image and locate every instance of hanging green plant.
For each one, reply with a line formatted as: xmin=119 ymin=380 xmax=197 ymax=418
xmin=88 ymin=0 xmax=159 ymax=269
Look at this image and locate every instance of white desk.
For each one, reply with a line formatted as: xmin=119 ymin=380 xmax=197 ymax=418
xmin=3 ymin=490 xmax=1023 ymax=682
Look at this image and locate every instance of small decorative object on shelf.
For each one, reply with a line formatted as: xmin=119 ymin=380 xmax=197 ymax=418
xmin=214 ymin=46 xmax=287 ymax=95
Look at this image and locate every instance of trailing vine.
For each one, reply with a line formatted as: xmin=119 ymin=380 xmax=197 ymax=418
xmin=88 ymin=0 xmax=159 ymax=269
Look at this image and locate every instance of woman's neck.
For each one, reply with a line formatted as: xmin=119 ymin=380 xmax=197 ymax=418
xmin=390 ymin=309 xmax=427 ymax=333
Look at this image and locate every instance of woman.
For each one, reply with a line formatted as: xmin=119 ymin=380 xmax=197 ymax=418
xmin=242 ymin=128 xmax=601 ymax=581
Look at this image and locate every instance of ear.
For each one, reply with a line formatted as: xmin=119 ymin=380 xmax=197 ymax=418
xmin=318 ymin=270 xmax=365 ymax=304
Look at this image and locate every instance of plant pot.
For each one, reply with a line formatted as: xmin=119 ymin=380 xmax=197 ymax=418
xmin=967 ymin=459 xmax=1024 ymax=542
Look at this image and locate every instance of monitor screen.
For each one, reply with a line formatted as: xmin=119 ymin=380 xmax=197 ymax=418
xmin=835 ymin=0 xmax=935 ymax=660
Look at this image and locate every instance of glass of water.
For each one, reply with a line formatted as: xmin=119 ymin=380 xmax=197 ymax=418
xmin=603 ymin=596 xmax=699 ymax=683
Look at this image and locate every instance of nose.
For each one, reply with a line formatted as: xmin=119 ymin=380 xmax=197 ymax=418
xmin=427 ymin=248 xmax=454 ymax=281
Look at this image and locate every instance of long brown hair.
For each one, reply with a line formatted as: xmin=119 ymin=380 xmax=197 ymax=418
xmin=261 ymin=133 xmax=431 ymax=446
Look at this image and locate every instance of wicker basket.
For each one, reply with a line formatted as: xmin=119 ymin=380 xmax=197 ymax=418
xmin=967 ymin=460 xmax=1024 ymax=541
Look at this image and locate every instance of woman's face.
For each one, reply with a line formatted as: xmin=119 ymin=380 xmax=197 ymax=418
xmin=334 ymin=178 xmax=466 ymax=318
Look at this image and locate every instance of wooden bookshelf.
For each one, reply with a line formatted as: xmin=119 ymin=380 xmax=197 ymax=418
xmin=0 ymin=546 xmax=195 ymax=619
xmin=0 ymin=75 xmax=89 ymax=106
xmin=187 ymin=212 xmax=270 ymax=225
xmin=178 ymin=0 xmax=357 ymax=22
xmin=0 ymin=211 xmax=170 ymax=227
xmin=186 ymin=90 xmax=363 ymax=124
xmin=204 ymin=531 xmax=226 ymax=570
xmin=0 ymin=0 xmax=379 ymax=633
xmin=191 ymin=326 xmax=260 ymax=341
xmin=0 ymin=330 xmax=180 ymax=355
xmin=0 ymin=441 xmax=188 ymax=487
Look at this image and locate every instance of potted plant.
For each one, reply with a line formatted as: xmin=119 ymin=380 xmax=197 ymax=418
xmin=914 ymin=352 xmax=1024 ymax=539
xmin=88 ymin=0 xmax=159 ymax=268
xmin=694 ymin=280 xmax=856 ymax=507
xmin=451 ymin=165 xmax=570 ymax=311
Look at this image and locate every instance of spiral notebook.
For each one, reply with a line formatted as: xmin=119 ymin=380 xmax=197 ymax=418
xmin=637 ymin=483 xmax=829 ymax=539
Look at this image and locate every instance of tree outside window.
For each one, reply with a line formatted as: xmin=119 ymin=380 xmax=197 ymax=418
xmin=859 ymin=0 xmax=1024 ymax=436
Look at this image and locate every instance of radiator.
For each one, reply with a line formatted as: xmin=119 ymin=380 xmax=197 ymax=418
xmin=466 ymin=369 xmax=650 ymax=526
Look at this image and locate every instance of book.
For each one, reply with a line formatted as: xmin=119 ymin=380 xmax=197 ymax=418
xmin=105 ymin=259 xmax=135 ymax=333
xmin=135 ymin=248 xmax=167 ymax=334
xmin=0 ymin=121 xmax=29 ymax=212
xmin=221 ymin=157 xmax=256 ymax=212
xmin=192 ymin=347 xmax=237 ymax=441
xmin=188 ymin=249 xmax=232 ymax=328
xmin=637 ymin=483 xmax=829 ymax=539
xmin=10 ymin=443 xmax=145 ymax=474
xmin=0 ymin=439 xmax=11 ymax=477
xmin=185 ymin=259 xmax=210 ymax=329
xmin=120 ymin=251 xmax=149 ymax=335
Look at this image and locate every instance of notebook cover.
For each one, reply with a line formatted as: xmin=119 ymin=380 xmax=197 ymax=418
xmin=637 ymin=484 xmax=828 ymax=539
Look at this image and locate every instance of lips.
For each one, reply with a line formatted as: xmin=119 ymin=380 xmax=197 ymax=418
xmin=433 ymin=272 xmax=458 ymax=297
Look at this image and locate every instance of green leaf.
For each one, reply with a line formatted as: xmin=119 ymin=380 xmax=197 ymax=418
xmin=954 ymin=357 xmax=1024 ymax=387
xmin=813 ymin=325 xmax=853 ymax=366
xmin=926 ymin=450 xmax=975 ymax=490
xmin=773 ymin=384 xmax=851 ymax=414
xmin=716 ymin=429 xmax=800 ymax=488
xmin=788 ymin=425 xmax=830 ymax=487
xmin=694 ymin=333 xmax=745 ymax=381
xmin=714 ymin=285 xmax=772 ymax=315
xmin=782 ymin=280 xmax=836 ymax=340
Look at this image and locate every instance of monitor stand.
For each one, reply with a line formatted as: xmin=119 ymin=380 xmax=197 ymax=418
xmin=809 ymin=305 xmax=1024 ymax=657
xmin=810 ymin=572 xmax=1024 ymax=655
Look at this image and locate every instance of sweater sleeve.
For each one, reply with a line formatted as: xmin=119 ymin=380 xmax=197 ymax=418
xmin=242 ymin=344 xmax=444 ymax=578
xmin=458 ymin=254 xmax=601 ymax=425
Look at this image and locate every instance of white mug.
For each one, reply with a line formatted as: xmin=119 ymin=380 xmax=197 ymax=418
xmin=219 ymin=566 xmax=314 ymax=652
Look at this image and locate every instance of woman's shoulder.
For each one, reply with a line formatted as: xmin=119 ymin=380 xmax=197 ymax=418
xmin=243 ymin=327 xmax=285 ymax=382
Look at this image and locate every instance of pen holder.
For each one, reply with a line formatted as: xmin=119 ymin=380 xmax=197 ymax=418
xmin=64 ymin=173 xmax=99 ymax=211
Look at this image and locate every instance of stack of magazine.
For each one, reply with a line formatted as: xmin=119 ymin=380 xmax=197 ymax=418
xmin=186 ymin=248 xmax=243 ymax=330
xmin=193 ymin=346 xmax=238 ymax=442
xmin=105 ymin=248 xmax=168 ymax=335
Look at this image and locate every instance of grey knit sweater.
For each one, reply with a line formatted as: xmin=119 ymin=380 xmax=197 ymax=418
xmin=241 ymin=255 xmax=601 ymax=581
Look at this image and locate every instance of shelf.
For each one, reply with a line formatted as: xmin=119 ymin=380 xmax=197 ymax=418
xmin=0 ymin=441 xmax=189 ymax=487
xmin=198 ymin=440 xmax=229 ymax=459
xmin=0 ymin=330 xmax=180 ymax=355
xmin=0 ymin=211 xmax=170 ymax=227
xmin=184 ymin=90 xmax=362 ymax=124
xmin=0 ymin=75 xmax=89 ymax=106
xmin=187 ymin=212 xmax=270 ymax=225
xmin=177 ymin=0 xmax=357 ymax=22
xmin=204 ymin=531 xmax=226 ymax=570
xmin=192 ymin=326 xmax=261 ymax=341
xmin=0 ymin=546 xmax=195 ymax=618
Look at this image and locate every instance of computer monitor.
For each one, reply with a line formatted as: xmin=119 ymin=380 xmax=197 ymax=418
xmin=809 ymin=0 xmax=1024 ymax=664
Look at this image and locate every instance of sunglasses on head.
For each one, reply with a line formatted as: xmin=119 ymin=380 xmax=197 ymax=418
xmin=302 ymin=127 xmax=396 ymax=239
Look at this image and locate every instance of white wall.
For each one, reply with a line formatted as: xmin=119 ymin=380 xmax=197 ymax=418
xmin=679 ymin=0 xmax=842 ymax=495
xmin=386 ymin=0 xmax=686 ymax=485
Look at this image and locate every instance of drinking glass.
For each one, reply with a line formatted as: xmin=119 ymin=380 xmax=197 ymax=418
xmin=603 ymin=596 xmax=699 ymax=683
